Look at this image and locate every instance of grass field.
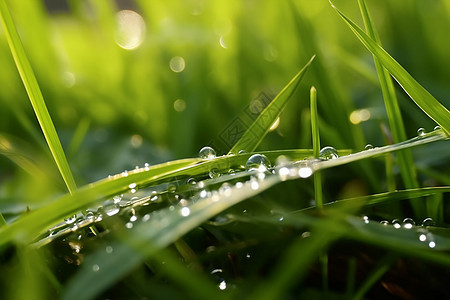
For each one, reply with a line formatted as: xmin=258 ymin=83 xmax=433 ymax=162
xmin=0 ymin=1 xmax=449 ymax=299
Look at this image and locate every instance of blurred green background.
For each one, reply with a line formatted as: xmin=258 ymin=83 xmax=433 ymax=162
xmin=0 ymin=0 xmax=449 ymax=206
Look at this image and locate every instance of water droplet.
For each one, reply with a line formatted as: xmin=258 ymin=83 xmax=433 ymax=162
xmin=238 ymin=150 xmax=247 ymax=154
xmin=125 ymin=222 xmax=133 ymax=229
xmin=365 ymin=144 xmax=374 ymax=150
xmin=417 ymin=127 xmax=426 ymax=136
xmin=319 ymin=146 xmax=339 ymax=160
xmin=95 ymin=213 xmax=103 ymax=222
xmin=122 ymin=170 xmax=129 ymax=177
xmin=144 ymin=163 xmax=150 ymax=171
xmin=301 ymin=231 xmax=311 ymax=238
xmin=92 ymin=264 xmax=100 ymax=272
xmin=218 ymin=280 xmax=227 ymax=290
xmin=199 ymin=146 xmax=216 ymax=159
xmin=380 ymin=220 xmax=389 ymax=226
xmin=199 ymin=190 xmax=208 ymax=198
xmin=113 ymin=195 xmax=122 ymax=204
xmin=278 ymin=167 xmax=290 ymax=181
xmin=104 ymin=203 xmax=120 ymax=216
xmin=219 ymin=183 xmax=232 ymax=197
xmin=65 ymin=215 xmax=77 ymax=225
xmin=422 ymin=217 xmax=435 ymax=227
xmin=363 ymin=216 xmax=369 ymax=224
xmin=142 ymin=214 xmax=150 ymax=222
xmin=434 ymin=125 xmax=441 ymax=131
xmin=402 ymin=218 xmax=415 ymax=229
xmin=245 ymin=154 xmax=271 ymax=172
xmin=298 ymin=165 xmax=313 ymax=178
xmin=209 ymin=168 xmax=221 ymax=179
xmin=429 ymin=241 xmax=436 ymax=248
xmin=250 ymin=178 xmax=259 ymax=190
xmin=180 ymin=207 xmax=190 ymax=217
xmin=392 ymin=219 xmax=401 ymax=229
xmin=130 ymin=215 xmax=138 ymax=222
xmin=187 ymin=177 xmax=197 ymax=185
xmin=106 ymin=246 xmax=113 ymax=254
xmin=85 ymin=211 xmax=95 ymax=221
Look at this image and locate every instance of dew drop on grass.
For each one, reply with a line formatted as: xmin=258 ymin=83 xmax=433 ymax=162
xmin=363 ymin=216 xmax=369 ymax=224
xmin=298 ymin=165 xmax=313 ymax=178
xmin=209 ymin=168 xmax=220 ymax=178
xmin=319 ymin=146 xmax=339 ymax=160
xmin=105 ymin=246 xmax=113 ymax=254
xmin=245 ymin=154 xmax=271 ymax=172
xmin=434 ymin=125 xmax=441 ymax=131
xmin=92 ymin=264 xmax=100 ymax=272
xmin=219 ymin=183 xmax=232 ymax=197
xmin=278 ymin=167 xmax=290 ymax=181
xmin=365 ymin=144 xmax=374 ymax=150
xmin=392 ymin=219 xmax=401 ymax=229
xmin=422 ymin=217 xmax=435 ymax=227
xmin=64 ymin=215 xmax=77 ymax=225
xmin=417 ymin=127 xmax=426 ymax=136
xmin=113 ymin=195 xmax=122 ymax=204
xmin=380 ymin=220 xmax=389 ymax=226
xmin=199 ymin=146 xmax=216 ymax=159
xmin=187 ymin=177 xmax=197 ymax=185
xmin=104 ymin=203 xmax=120 ymax=216
xmin=180 ymin=207 xmax=190 ymax=217
xmin=402 ymin=218 xmax=415 ymax=229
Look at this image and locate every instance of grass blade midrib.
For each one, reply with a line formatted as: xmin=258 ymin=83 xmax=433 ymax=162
xmin=0 ymin=1 xmax=77 ymax=194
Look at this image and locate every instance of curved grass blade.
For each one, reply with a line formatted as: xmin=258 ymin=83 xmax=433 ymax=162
xmin=0 ymin=1 xmax=77 ymax=194
xmin=358 ymin=0 xmax=418 ymax=190
xmin=228 ymin=55 xmax=315 ymax=154
xmin=329 ymin=1 xmax=450 ymax=135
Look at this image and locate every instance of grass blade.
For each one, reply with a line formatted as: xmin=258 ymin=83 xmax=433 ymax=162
xmin=310 ymin=87 xmax=323 ymax=209
xmin=228 ymin=55 xmax=315 ymax=154
xmin=329 ymin=0 xmax=450 ymax=135
xmin=358 ymin=0 xmax=418 ymax=189
xmin=0 ymin=1 xmax=77 ymax=194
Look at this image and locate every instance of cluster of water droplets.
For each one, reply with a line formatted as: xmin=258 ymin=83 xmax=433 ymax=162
xmin=364 ymin=216 xmax=438 ymax=249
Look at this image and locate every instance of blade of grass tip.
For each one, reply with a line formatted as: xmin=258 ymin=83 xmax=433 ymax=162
xmin=310 ymin=86 xmax=323 ymax=210
xmin=310 ymin=86 xmax=328 ymax=292
xmin=0 ymin=1 xmax=77 ymax=194
xmin=358 ymin=0 xmax=418 ymax=190
xmin=329 ymin=0 xmax=450 ymax=135
xmin=228 ymin=55 xmax=315 ymax=155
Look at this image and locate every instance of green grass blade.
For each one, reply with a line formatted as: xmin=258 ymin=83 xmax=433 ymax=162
xmin=330 ymin=1 xmax=450 ymax=135
xmin=310 ymin=87 xmax=323 ymax=209
xmin=62 ymin=171 xmax=282 ymax=300
xmin=358 ymin=0 xmax=418 ymax=190
xmin=353 ymin=254 xmax=396 ymax=300
xmin=228 ymin=55 xmax=315 ymax=154
xmin=0 ymin=1 xmax=77 ymax=194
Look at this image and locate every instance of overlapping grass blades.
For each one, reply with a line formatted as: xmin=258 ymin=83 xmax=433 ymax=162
xmin=329 ymin=0 xmax=450 ymax=135
xmin=358 ymin=0 xmax=418 ymax=190
xmin=0 ymin=1 xmax=77 ymax=194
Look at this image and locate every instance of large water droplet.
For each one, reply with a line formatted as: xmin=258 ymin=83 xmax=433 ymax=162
xmin=402 ymin=218 xmax=415 ymax=229
xmin=65 ymin=215 xmax=77 ymax=225
xmin=422 ymin=217 xmax=435 ymax=227
xmin=392 ymin=219 xmax=401 ymax=229
xmin=199 ymin=146 xmax=216 ymax=159
xmin=319 ymin=146 xmax=339 ymax=160
xmin=209 ymin=168 xmax=221 ymax=179
xmin=417 ymin=127 xmax=426 ymax=136
xmin=104 ymin=203 xmax=120 ymax=216
xmin=298 ymin=165 xmax=313 ymax=178
xmin=365 ymin=144 xmax=374 ymax=150
xmin=245 ymin=154 xmax=271 ymax=172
